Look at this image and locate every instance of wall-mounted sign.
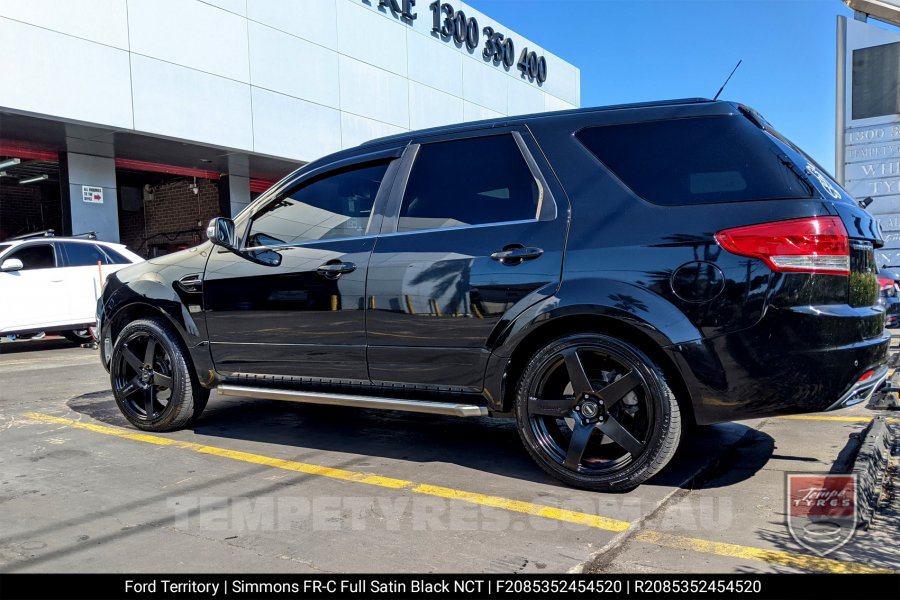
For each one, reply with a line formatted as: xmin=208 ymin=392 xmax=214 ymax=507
xmin=837 ymin=17 xmax=900 ymax=266
xmin=82 ymin=185 xmax=103 ymax=204
xmin=430 ymin=2 xmax=548 ymax=84
xmin=369 ymin=0 xmax=548 ymax=83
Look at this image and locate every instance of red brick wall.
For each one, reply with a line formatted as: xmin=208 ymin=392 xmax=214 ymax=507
xmin=0 ymin=182 xmax=62 ymax=240
xmin=120 ymin=178 xmax=220 ymax=257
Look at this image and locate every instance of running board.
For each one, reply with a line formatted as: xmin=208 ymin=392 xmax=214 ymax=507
xmin=217 ymin=385 xmax=489 ymax=417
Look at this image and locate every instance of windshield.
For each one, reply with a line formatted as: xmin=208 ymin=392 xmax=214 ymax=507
xmin=0 ymin=243 xmax=11 ymax=256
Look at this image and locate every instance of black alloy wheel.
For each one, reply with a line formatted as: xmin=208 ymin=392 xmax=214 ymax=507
xmin=515 ymin=334 xmax=681 ymax=491
xmin=110 ymin=317 xmax=208 ymax=431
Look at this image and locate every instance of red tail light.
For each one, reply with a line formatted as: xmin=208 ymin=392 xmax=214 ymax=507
xmin=715 ymin=217 xmax=850 ymax=275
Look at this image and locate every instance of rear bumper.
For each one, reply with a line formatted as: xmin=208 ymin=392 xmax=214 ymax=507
xmin=668 ymin=308 xmax=890 ymax=425
xmin=825 ymin=363 xmax=888 ymax=411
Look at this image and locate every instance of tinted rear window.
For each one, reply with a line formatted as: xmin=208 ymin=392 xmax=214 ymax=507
xmin=576 ymin=115 xmax=814 ymax=206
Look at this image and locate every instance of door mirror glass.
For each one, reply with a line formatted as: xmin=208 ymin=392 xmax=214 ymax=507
xmin=1 ymin=258 xmax=23 ymax=272
xmin=207 ymin=217 xmax=237 ymax=249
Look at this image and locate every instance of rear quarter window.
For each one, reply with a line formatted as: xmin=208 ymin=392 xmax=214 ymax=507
xmin=575 ymin=115 xmax=814 ymax=206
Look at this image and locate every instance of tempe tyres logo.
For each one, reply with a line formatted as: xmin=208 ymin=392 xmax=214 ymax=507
xmin=786 ymin=473 xmax=857 ymax=556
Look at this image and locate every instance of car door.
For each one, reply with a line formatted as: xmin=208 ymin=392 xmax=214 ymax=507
xmin=0 ymin=242 xmax=64 ymax=333
xmin=56 ymin=242 xmax=132 ymax=325
xmin=203 ymin=148 xmax=402 ymax=381
xmin=366 ymin=129 xmax=568 ymax=390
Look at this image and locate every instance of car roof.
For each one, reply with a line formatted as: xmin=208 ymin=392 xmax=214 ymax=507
xmin=360 ymin=97 xmax=716 ymax=148
xmin=1 ymin=237 xmax=123 ymax=247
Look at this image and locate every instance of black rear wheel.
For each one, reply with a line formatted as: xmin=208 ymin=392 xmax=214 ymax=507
xmin=111 ymin=317 xmax=208 ymax=431
xmin=515 ymin=333 xmax=681 ymax=491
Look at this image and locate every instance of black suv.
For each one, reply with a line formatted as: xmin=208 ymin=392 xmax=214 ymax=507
xmin=98 ymin=99 xmax=889 ymax=491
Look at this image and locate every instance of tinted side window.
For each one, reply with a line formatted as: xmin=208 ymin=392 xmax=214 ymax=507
xmin=247 ymin=162 xmax=389 ymax=247
xmin=8 ymin=244 xmax=55 ymax=270
xmin=398 ymin=135 xmax=540 ymax=233
xmin=61 ymin=242 xmax=125 ymax=266
xmin=576 ymin=115 xmax=814 ymax=206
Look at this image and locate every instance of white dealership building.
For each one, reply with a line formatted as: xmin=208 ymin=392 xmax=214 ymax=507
xmin=0 ymin=0 xmax=580 ymax=254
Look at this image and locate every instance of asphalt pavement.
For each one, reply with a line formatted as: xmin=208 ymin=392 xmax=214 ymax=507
xmin=0 ymin=337 xmax=897 ymax=573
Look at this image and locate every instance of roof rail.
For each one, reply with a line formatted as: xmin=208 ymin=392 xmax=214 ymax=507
xmin=71 ymin=231 xmax=98 ymax=240
xmin=9 ymin=229 xmax=55 ymax=240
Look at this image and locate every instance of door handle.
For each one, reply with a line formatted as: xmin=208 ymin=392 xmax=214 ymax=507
xmin=316 ymin=261 xmax=357 ymax=278
xmin=490 ymin=245 xmax=543 ymax=265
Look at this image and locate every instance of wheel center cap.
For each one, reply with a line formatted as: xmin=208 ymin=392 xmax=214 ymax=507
xmin=581 ymin=400 xmax=600 ymax=419
xmin=141 ymin=366 xmax=152 ymax=383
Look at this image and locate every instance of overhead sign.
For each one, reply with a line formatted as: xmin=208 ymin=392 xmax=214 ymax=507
xmin=82 ymin=185 xmax=103 ymax=204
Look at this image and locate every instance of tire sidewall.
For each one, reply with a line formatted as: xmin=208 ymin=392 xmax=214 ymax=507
xmin=515 ymin=333 xmax=677 ymax=491
xmin=111 ymin=318 xmax=193 ymax=431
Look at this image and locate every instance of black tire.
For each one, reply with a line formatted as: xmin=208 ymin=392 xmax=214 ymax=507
xmin=110 ymin=317 xmax=209 ymax=431
xmin=62 ymin=329 xmax=93 ymax=344
xmin=514 ymin=333 xmax=681 ymax=492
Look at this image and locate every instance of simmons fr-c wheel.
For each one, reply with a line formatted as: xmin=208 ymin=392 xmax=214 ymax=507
xmin=110 ymin=317 xmax=209 ymax=431
xmin=515 ymin=333 xmax=681 ymax=492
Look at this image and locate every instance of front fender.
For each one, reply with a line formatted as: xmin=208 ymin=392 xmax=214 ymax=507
xmin=100 ymin=246 xmax=214 ymax=385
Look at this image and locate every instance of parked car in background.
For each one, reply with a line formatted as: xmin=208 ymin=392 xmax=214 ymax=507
xmin=0 ymin=232 xmax=143 ymax=343
xmin=877 ymin=274 xmax=900 ymax=328
xmin=98 ymin=99 xmax=889 ymax=491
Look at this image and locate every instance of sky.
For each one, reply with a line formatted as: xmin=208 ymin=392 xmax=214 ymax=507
xmin=470 ymin=0 xmax=900 ymax=174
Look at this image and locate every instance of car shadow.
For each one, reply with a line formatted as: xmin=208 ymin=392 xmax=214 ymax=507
xmin=67 ymin=391 xmax=774 ymax=493
xmin=0 ymin=337 xmax=78 ymax=354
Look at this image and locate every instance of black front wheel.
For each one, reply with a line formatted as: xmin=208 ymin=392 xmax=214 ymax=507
xmin=110 ymin=317 xmax=208 ymax=431
xmin=515 ymin=333 xmax=681 ymax=491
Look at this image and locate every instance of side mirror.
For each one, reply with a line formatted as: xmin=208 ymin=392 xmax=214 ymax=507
xmin=206 ymin=217 xmax=282 ymax=267
xmin=207 ymin=217 xmax=237 ymax=250
xmin=1 ymin=258 xmax=23 ymax=272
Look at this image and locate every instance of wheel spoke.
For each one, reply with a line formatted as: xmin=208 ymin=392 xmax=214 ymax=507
xmin=561 ymin=348 xmax=594 ymax=396
xmin=596 ymin=371 xmax=642 ymax=409
xmin=143 ymin=338 xmax=157 ymax=367
xmin=143 ymin=385 xmax=155 ymax=418
xmin=528 ymin=396 xmax=577 ymax=418
xmin=119 ymin=376 xmax=142 ymax=398
xmin=598 ymin=415 xmax=643 ymax=456
xmin=121 ymin=345 xmax=143 ymax=371
xmin=153 ymin=372 xmax=172 ymax=389
xmin=563 ymin=419 xmax=595 ymax=470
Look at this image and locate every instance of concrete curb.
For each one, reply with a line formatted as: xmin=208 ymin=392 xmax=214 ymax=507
xmin=832 ymin=417 xmax=894 ymax=530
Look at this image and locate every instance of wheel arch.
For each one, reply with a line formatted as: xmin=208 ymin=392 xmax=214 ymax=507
xmin=105 ymin=299 xmax=216 ymax=387
xmin=490 ymin=312 xmax=697 ymax=428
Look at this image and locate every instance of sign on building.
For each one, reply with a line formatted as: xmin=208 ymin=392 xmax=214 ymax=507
xmin=837 ymin=14 xmax=900 ymax=266
xmin=82 ymin=185 xmax=103 ymax=204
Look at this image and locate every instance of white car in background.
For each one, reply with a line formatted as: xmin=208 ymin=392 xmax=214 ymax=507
xmin=0 ymin=233 xmax=143 ymax=343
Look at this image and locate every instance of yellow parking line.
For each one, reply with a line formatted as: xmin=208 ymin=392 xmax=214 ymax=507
xmin=633 ymin=531 xmax=883 ymax=574
xmin=22 ymin=412 xmax=895 ymax=574
xmin=21 ymin=412 xmax=631 ymax=532
xmin=777 ymin=415 xmax=900 ymax=424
